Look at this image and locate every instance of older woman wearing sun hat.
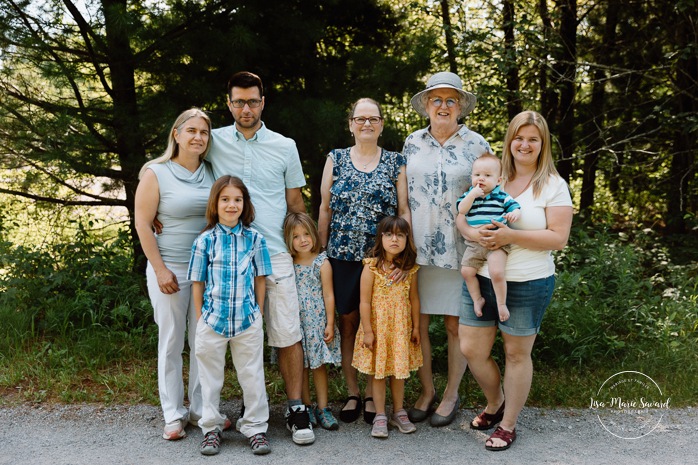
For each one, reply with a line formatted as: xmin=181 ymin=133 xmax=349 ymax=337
xmin=403 ymin=72 xmax=491 ymax=427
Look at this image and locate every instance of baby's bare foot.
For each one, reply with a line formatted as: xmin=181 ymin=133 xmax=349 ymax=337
xmin=498 ymin=304 xmax=510 ymax=322
xmin=473 ymin=297 xmax=486 ymax=317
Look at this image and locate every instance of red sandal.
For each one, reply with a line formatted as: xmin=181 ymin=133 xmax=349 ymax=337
xmin=470 ymin=401 xmax=505 ymax=430
xmin=485 ymin=426 xmax=517 ymax=451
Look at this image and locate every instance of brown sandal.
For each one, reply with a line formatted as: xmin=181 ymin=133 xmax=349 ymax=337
xmin=470 ymin=401 xmax=505 ymax=430
xmin=485 ymin=426 xmax=516 ymax=451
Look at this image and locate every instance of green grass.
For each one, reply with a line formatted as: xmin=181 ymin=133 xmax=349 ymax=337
xmin=1 ymin=221 xmax=696 ymax=408
xmin=2 ymin=329 xmax=694 ymax=408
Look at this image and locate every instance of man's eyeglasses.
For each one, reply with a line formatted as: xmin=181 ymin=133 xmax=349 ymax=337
xmin=428 ymin=97 xmax=459 ymax=108
xmin=351 ymin=116 xmax=383 ymax=125
xmin=230 ymin=99 xmax=263 ymax=108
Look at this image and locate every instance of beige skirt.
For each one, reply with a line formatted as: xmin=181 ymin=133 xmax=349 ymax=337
xmin=417 ymin=265 xmax=466 ymax=316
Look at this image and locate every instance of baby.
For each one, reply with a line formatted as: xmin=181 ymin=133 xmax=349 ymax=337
xmin=457 ymin=153 xmax=520 ymax=321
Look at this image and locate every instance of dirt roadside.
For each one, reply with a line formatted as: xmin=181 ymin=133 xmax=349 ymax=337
xmin=0 ymin=401 xmax=694 ymax=465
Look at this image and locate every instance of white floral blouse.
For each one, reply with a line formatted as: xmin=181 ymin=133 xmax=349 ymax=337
xmin=403 ymin=125 xmax=491 ymax=269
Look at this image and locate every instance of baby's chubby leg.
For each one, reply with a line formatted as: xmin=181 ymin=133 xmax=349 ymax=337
xmin=487 ymin=250 xmax=510 ymax=322
xmin=461 ymin=265 xmax=485 ymax=317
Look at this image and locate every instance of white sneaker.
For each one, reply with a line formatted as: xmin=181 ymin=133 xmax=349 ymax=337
xmin=236 ymin=403 xmax=245 ymax=431
xmin=162 ymin=419 xmax=186 ymax=440
xmin=285 ymin=405 xmax=315 ymax=445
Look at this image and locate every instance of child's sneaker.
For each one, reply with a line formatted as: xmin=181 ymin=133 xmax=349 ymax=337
xmin=199 ymin=430 xmax=221 ymax=455
xmin=315 ymin=406 xmax=339 ymax=430
xmin=285 ymin=404 xmax=315 ymax=445
xmin=236 ymin=403 xmax=245 ymax=431
xmin=371 ymin=413 xmax=389 ymax=438
xmin=390 ymin=409 xmax=417 ymax=433
xmin=162 ymin=419 xmax=186 ymax=440
xmin=248 ymin=432 xmax=271 ymax=455
xmin=307 ymin=404 xmax=318 ymax=427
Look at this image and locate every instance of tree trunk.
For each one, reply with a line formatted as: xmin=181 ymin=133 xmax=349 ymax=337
xmin=538 ymin=0 xmax=557 ymax=127
xmin=666 ymin=4 xmax=697 ymax=234
xmin=503 ymin=0 xmax=521 ymax=121
xmin=440 ymin=0 xmax=458 ymax=73
xmin=103 ymin=0 xmax=146 ymax=271
xmin=580 ymin=0 xmax=619 ymax=213
xmin=554 ymin=0 xmax=577 ymax=183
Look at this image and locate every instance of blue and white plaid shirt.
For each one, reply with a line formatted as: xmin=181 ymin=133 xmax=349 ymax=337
xmin=188 ymin=222 xmax=272 ymax=337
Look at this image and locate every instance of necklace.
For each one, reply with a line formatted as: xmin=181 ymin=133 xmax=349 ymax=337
xmin=354 ymin=147 xmax=380 ymax=170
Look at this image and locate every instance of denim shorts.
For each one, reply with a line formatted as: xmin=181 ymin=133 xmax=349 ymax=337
xmin=459 ymin=275 xmax=555 ymax=336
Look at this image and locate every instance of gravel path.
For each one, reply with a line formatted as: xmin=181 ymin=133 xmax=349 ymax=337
xmin=0 ymin=402 xmax=694 ymax=464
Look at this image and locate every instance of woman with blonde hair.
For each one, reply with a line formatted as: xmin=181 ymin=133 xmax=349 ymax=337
xmin=457 ymin=110 xmax=573 ymax=450
xmin=135 ymin=108 xmax=216 ymax=440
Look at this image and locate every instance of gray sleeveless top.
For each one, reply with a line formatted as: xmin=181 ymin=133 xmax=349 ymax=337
xmin=148 ymin=160 xmax=214 ymax=263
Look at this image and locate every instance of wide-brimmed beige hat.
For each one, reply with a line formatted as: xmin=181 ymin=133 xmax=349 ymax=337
xmin=410 ymin=72 xmax=477 ymax=119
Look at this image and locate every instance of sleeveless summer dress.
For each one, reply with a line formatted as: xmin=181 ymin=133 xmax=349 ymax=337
xmin=351 ymin=258 xmax=423 ymax=379
xmin=295 ymin=252 xmax=342 ymax=369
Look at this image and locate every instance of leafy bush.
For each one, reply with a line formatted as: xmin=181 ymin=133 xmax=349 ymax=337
xmin=2 ymin=215 xmax=695 ymax=406
xmin=539 ymin=223 xmax=698 ymax=372
xmin=0 ymin=222 xmax=152 ymax=341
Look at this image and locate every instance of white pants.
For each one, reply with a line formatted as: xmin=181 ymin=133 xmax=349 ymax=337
xmin=146 ymin=261 xmax=202 ymax=424
xmin=196 ymin=317 xmax=269 ymax=437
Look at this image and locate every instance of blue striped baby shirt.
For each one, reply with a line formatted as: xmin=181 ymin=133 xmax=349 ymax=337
xmin=457 ymin=185 xmax=521 ymax=227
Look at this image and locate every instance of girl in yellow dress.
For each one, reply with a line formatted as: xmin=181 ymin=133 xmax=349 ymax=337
xmin=352 ymin=216 xmax=423 ymax=438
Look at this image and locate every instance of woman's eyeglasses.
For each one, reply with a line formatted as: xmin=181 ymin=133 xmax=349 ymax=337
xmin=428 ymin=97 xmax=459 ymax=108
xmin=351 ymin=116 xmax=383 ymax=125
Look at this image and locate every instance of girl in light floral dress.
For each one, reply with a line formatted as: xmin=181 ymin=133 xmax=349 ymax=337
xmin=352 ymin=216 xmax=423 ymax=438
xmin=283 ymin=212 xmax=342 ymax=430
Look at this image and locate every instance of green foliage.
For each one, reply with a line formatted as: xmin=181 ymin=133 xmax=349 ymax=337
xmin=539 ymin=223 xmax=698 ymax=376
xmin=0 ymin=221 xmax=152 ymax=340
xmin=0 ymin=219 xmax=158 ymax=404
xmin=2 ymin=220 xmax=697 ymax=406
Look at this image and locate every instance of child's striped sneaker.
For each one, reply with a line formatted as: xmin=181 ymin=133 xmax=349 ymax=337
xmin=249 ymin=432 xmax=271 ymax=455
xmin=199 ymin=430 xmax=221 ymax=455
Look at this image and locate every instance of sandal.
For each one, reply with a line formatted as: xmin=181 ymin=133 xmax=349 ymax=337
xmin=363 ymin=397 xmax=376 ymax=424
xmin=470 ymin=401 xmax=505 ymax=431
xmin=339 ymin=395 xmax=362 ymax=423
xmin=485 ymin=426 xmax=516 ymax=451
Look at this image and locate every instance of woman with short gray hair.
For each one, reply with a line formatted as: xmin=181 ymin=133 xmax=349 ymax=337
xmin=403 ymin=72 xmax=491 ymax=427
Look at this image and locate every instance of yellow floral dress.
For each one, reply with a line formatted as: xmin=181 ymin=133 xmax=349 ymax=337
xmin=352 ymin=258 xmax=423 ymax=379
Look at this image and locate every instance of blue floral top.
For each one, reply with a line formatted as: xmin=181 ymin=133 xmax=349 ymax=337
xmin=327 ymin=148 xmax=406 ymax=262
xmin=403 ymin=125 xmax=491 ymax=269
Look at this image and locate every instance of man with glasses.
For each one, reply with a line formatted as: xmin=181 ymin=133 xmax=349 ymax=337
xmin=206 ymin=71 xmax=313 ymax=447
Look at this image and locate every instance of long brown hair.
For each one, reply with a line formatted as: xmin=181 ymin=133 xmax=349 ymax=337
xmin=202 ymin=176 xmax=255 ymax=231
xmin=370 ymin=216 xmax=417 ymax=272
xmin=501 ymin=110 xmax=560 ymax=199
